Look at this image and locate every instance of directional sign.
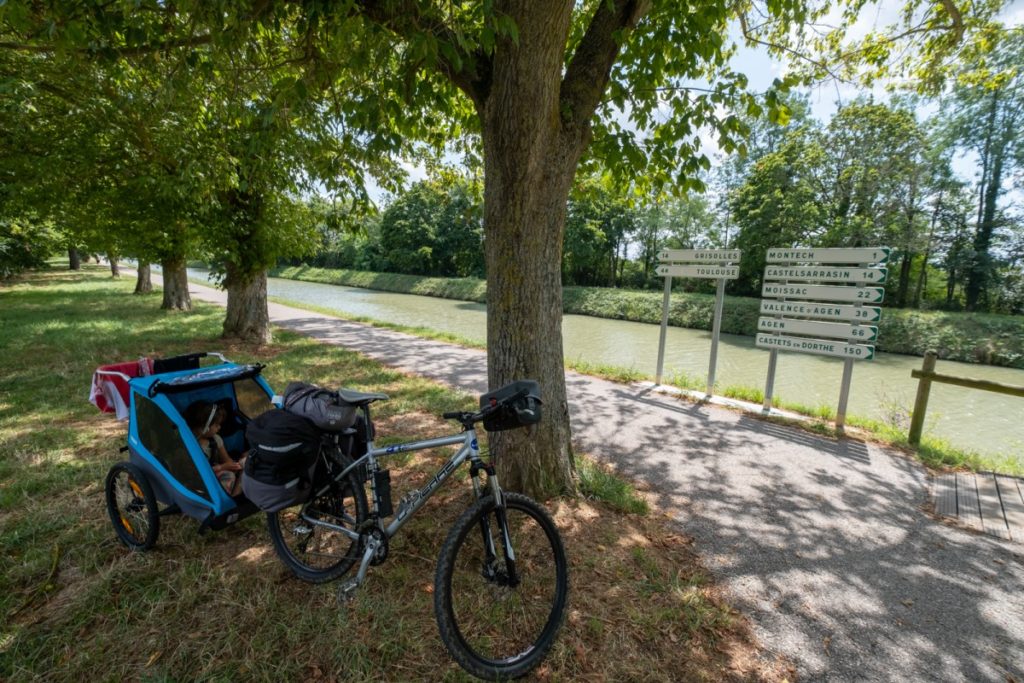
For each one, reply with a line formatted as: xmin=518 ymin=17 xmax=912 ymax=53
xmin=658 ymin=249 xmax=740 ymax=263
xmin=757 ymin=317 xmax=879 ymax=342
xmin=764 ymin=265 xmax=887 ymax=284
xmin=755 ymin=333 xmax=875 ymax=360
xmin=759 ymin=300 xmax=882 ymax=323
xmin=766 ymin=247 xmax=890 ymax=265
xmin=761 ymin=283 xmax=885 ymax=303
xmin=656 ymin=264 xmax=740 ymax=279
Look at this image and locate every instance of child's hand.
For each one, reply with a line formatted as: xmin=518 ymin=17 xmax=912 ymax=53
xmin=227 ymin=460 xmax=243 ymax=472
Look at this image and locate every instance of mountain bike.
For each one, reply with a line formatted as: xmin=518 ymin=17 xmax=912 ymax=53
xmin=265 ymin=381 xmax=569 ymax=681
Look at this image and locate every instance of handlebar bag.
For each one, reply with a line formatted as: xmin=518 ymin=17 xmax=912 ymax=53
xmin=283 ymin=381 xmax=358 ymax=433
xmin=242 ymin=410 xmax=321 ymax=512
xmin=479 ymin=380 xmax=543 ymax=432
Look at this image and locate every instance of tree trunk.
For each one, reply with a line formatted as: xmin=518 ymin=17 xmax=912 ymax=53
xmin=914 ymin=190 xmax=942 ymax=308
xmin=160 ymin=257 xmax=192 ymax=311
xmin=896 ymin=252 xmax=913 ymax=308
xmin=222 ymin=264 xmax=271 ymax=344
xmin=109 ymin=254 xmax=120 ymax=278
xmin=965 ymin=91 xmax=1002 ymax=311
xmin=68 ymin=248 xmax=81 ymax=270
xmin=134 ymin=261 xmax=153 ymax=294
xmin=966 ymin=142 xmax=1004 ymax=311
xmin=481 ymin=2 xmax=579 ymax=499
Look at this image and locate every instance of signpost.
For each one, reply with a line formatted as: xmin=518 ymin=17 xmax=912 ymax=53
xmin=655 ymin=248 xmax=741 ymax=397
xmin=758 ymin=247 xmax=889 ymax=430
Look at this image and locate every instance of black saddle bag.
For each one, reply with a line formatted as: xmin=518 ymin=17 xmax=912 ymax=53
xmin=242 ymin=410 xmax=321 ymax=512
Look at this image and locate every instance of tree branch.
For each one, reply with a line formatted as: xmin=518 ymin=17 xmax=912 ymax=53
xmin=0 ymin=34 xmax=212 ymax=56
xmin=352 ymin=0 xmax=490 ymax=110
xmin=560 ymin=0 xmax=652 ymax=133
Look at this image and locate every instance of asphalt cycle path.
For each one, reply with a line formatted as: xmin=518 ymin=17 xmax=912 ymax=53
xmin=183 ymin=279 xmax=1023 ymax=682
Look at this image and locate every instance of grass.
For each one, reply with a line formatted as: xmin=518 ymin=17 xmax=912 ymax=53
xmin=0 ymin=266 xmax=783 ymax=682
xmin=577 ymin=455 xmax=649 ymax=515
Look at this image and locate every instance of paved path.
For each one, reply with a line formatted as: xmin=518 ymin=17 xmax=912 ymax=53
xmin=190 ymin=281 xmax=1024 ymax=682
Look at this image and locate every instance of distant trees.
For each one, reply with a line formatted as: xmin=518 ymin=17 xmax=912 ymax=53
xmin=374 ymin=176 xmax=484 ymax=278
xmin=309 ymin=83 xmax=1022 ymax=316
xmin=943 ymin=33 xmax=1024 ymax=311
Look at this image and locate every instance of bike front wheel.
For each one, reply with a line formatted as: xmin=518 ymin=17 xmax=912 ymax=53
xmin=434 ymin=492 xmax=568 ymax=681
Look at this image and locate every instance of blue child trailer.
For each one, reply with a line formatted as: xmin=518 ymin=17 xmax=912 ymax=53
xmin=102 ymin=352 xmax=277 ymax=549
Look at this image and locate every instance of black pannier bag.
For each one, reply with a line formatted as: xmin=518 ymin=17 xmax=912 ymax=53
xmin=242 ymin=409 xmax=322 ymax=512
xmin=479 ymin=380 xmax=543 ymax=432
xmin=283 ymin=381 xmax=358 ymax=432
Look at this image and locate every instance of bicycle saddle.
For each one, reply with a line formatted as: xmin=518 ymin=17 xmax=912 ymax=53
xmin=336 ymin=388 xmax=389 ymax=406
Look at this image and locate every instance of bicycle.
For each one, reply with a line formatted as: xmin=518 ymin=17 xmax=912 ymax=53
xmin=265 ymin=381 xmax=569 ymax=681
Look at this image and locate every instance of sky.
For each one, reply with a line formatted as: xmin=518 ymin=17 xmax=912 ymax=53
xmin=366 ymin=2 xmax=1024 ymax=206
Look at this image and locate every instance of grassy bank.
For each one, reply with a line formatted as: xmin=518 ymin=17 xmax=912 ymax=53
xmin=272 ymin=264 xmax=1024 ymax=369
xmin=0 ymin=267 xmax=783 ymax=682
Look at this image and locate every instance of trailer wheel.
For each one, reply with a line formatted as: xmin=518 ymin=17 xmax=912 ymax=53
xmin=106 ymin=462 xmax=160 ymax=550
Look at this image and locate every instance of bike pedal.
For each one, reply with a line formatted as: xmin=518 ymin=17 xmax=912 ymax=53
xmin=337 ymin=578 xmax=360 ymax=603
xmin=292 ymin=524 xmax=313 ymax=535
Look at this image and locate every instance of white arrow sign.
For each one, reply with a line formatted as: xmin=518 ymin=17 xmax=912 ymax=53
xmin=761 ymin=283 xmax=885 ymax=303
xmin=759 ymin=300 xmax=883 ymax=323
xmin=755 ymin=333 xmax=876 ymax=360
xmin=657 ymin=264 xmax=740 ymax=279
xmin=658 ymin=249 xmax=741 ymax=263
xmin=766 ymin=247 xmax=890 ymax=264
xmin=757 ymin=317 xmax=879 ymax=342
xmin=764 ymin=266 xmax=888 ymax=284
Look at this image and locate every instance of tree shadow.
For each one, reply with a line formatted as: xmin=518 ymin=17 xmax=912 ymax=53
xmin=569 ymin=381 xmax=1024 ymax=682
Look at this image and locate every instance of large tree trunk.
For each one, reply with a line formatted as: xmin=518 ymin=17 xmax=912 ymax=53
xmin=222 ymin=264 xmax=271 ymax=344
xmin=68 ymin=248 xmax=81 ymax=270
xmin=134 ymin=261 xmax=153 ymax=294
xmin=160 ymin=257 xmax=192 ymax=311
xmin=109 ymin=253 xmax=120 ymax=278
xmin=481 ymin=2 xmax=579 ymax=499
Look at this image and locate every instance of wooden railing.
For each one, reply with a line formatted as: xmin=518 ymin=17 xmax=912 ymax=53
xmin=908 ymin=350 xmax=1024 ymax=446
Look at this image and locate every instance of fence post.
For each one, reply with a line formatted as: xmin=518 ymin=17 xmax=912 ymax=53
xmin=908 ymin=350 xmax=937 ymax=446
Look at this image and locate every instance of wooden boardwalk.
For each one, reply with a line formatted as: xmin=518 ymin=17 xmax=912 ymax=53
xmin=932 ymin=471 xmax=1024 ymax=542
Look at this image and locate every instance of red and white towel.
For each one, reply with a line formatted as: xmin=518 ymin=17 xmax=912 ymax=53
xmin=89 ymin=358 xmax=154 ymax=420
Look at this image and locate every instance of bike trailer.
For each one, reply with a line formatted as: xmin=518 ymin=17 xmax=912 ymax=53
xmin=101 ymin=352 xmax=278 ymax=549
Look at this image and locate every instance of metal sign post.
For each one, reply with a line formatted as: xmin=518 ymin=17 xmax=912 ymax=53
xmin=655 ymin=275 xmax=672 ymax=385
xmin=758 ymin=247 xmax=890 ymax=422
xmin=706 ymin=278 xmax=726 ymax=396
xmin=654 ymin=249 xmax=741 ymax=395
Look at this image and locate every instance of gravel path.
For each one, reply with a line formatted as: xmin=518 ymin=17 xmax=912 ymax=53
xmin=191 ymin=281 xmax=1024 ymax=682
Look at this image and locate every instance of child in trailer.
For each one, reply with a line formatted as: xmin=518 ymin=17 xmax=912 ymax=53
xmin=185 ymin=401 xmax=245 ymax=496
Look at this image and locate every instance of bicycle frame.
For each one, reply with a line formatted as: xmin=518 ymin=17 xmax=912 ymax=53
xmin=305 ymin=403 xmax=510 ymax=595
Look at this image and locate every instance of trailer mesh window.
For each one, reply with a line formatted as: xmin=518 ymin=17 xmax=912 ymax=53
xmin=135 ymin=395 xmax=208 ymax=499
xmin=234 ymin=378 xmax=274 ymax=420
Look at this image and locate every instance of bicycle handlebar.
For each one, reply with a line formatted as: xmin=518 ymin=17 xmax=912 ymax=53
xmin=442 ymin=388 xmax=531 ymax=427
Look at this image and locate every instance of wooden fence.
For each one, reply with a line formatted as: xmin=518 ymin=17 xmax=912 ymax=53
xmin=908 ymin=350 xmax=1024 ymax=446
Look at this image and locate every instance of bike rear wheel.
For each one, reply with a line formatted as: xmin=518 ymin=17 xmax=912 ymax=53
xmin=266 ymin=452 xmax=368 ymax=583
xmin=434 ymin=492 xmax=568 ymax=681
